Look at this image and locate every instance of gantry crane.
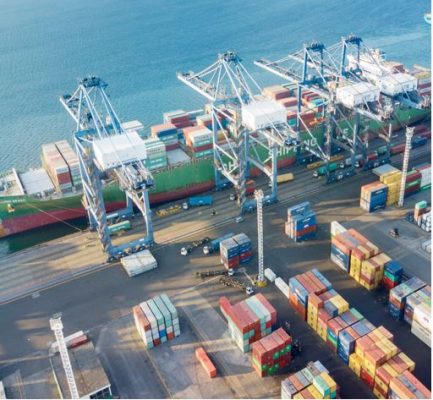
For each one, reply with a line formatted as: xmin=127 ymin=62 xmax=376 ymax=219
xmin=255 ymin=34 xmax=427 ymax=182
xmin=177 ymin=51 xmax=300 ymax=213
xmin=60 ymin=77 xmax=154 ymax=261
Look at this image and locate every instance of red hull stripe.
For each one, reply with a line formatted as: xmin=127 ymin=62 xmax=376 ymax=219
xmin=0 ymin=181 xmax=215 ymax=237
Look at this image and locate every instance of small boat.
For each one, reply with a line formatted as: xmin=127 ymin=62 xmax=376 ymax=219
xmin=424 ymin=13 xmax=431 ymax=25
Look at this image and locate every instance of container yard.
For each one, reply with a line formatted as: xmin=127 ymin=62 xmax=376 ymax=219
xmin=0 ymin=24 xmax=432 ymax=400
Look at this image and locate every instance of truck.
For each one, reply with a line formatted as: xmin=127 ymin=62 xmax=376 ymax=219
xmin=195 ymin=268 xmax=234 ymax=279
xmin=203 ymin=232 xmax=234 ymax=255
xmin=180 ymin=237 xmax=211 ymax=256
xmin=182 ymin=195 xmax=213 ymax=210
xmin=268 ymin=173 xmax=295 ymax=187
xmin=107 ymin=220 xmax=131 ymax=235
xmin=219 ymin=276 xmax=254 ymax=295
xmin=313 ymin=162 xmax=341 ymax=178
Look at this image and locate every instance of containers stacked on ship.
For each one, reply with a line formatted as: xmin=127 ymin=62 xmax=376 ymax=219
xmin=150 ymin=122 xmax=179 ymax=151
xmin=382 ymin=260 xmax=404 ymax=290
xmin=262 ymin=85 xmax=292 ymax=101
xmin=415 ymin=164 xmax=431 ymax=190
xmin=411 ymin=66 xmax=431 ymax=99
xmin=41 ymin=143 xmax=73 ymax=193
xmin=55 ymin=140 xmax=81 ymax=188
xmin=195 ymin=114 xmax=213 ymax=129
xmin=289 ymin=269 xmax=333 ymax=321
xmin=219 ymin=294 xmax=276 ymax=353
xmin=404 ymin=169 xmax=422 ymax=197
xmin=388 ymin=277 xmax=426 ymax=319
xmin=360 ymin=182 xmax=388 ymax=212
xmin=232 ymin=233 xmax=252 ymax=264
xmin=388 ymin=371 xmax=431 ymax=399
xmin=379 ymin=169 xmax=402 ymax=206
xmin=143 ymin=138 xmax=167 ymax=170
xmin=163 ymin=109 xmax=194 ymax=129
xmin=285 ymin=201 xmax=317 ymax=242
xmin=281 ymin=361 xmax=338 ymax=399
xmin=183 ymin=126 xmax=213 ymax=159
xmin=251 ymin=328 xmax=291 ymax=377
xmin=132 ymin=294 xmax=180 ymax=348
xmin=220 ymin=237 xmax=240 ymax=269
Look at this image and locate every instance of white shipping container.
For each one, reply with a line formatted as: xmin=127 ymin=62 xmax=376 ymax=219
xmin=330 ymin=221 xmax=346 ymax=237
xmin=264 ymin=268 xmax=277 ymax=282
xmin=241 ymin=100 xmax=287 ymax=131
xmin=275 ymin=277 xmax=290 ymax=298
xmin=378 ymin=73 xmax=418 ymax=96
xmin=411 ymin=319 xmax=431 ymax=347
xmin=92 ymin=131 xmax=147 ymax=170
xmin=121 ymin=250 xmax=157 ymax=277
xmin=336 ymin=82 xmax=380 ymax=108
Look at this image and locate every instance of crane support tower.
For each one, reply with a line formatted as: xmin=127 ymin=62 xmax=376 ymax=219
xmin=60 ymin=77 xmax=154 ymax=261
xmin=398 ymin=127 xmax=415 ymax=207
xmin=177 ymin=51 xmax=299 ymax=213
xmin=50 ymin=316 xmax=79 ymax=399
xmin=255 ymin=189 xmax=266 ymax=287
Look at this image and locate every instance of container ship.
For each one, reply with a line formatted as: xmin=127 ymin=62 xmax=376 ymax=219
xmin=0 ymin=60 xmax=431 ymax=238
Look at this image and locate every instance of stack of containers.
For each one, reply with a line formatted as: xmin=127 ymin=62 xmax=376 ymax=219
xmin=412 ymin=67 xmax=431 ymax=99
xmin=220 ymin=237 xmax=240 ymax=269
xmin=388 ymin=277 xmax=426 ymax=319
xmin=55 ymin=140 xmax=81 ymax=188
xmin=382 ymin=260 xmax=404 ymax=290
xmin=356 ymin=326 xmax=398 ymax=389
xmin=404 ymin=169 xmax=422 ymax=198
xmin=232 ymin=233 xmax=252 ymax=264
xmin=132 ymin=294 xmax=180 ymax=349
xmin=281 ymin=361 xmax=338 ymax=399
xmin=360 ymin=182 xmax=388 ymax=212
xmin=262 ymin=85 xmax=291 ymax=101
xmin=411 ymin=300 xmax=431 ymax=347
xmin=359 ymin=253 xmax=391 ymax=291
xmin=330 ymin=228 xmax=379 ymax=278
xmin=289 ymin=269 xmax=333 ymax=321
xmin=251 ymin=328 xmax=292 ymax=377
xmin=150 ymin=122 xmax=179 ymax=150
xmin=41 ymin=143 xmax=73 ymax=193
xmin=388 ymin=371 xmax=431 ymax=399
xmin=415 ymin=164 xmax=431 ymax=190
xmin=143 ymin=138 xmax=167 ymax=170
xmin=379 ymin=169 xmax=402 ymax=206
xmin=338 ymin=318 xmax=376 ymax=365
xmin=372 ymin=352 xmax=416 ymax=398
xmin=277 ymin=97 xmax=297 ymax=109
xmin=219 ymin=294 xmax=277 ymax=353
xmin=414 ymin=201 xmax=429 ymax=221
xmin=285 ymin=201 xmax=317 ymax=242
xmin=417 ymin=211 xmax=431 ymax=232
xmin=196 ymin=114 xmax=213 ymax=129
xmin=184 ymin=126 xmax=213 ymax=159
xmin=163 ymin=110 xmax=193 ymax=129
xmin=404 ymin=286 xmax=431 ymax=325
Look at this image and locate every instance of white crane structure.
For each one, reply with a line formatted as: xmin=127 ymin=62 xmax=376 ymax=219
xmin=177 ymin=51 xmax=301 ymax=213
xmin=50 ymin=316 xmax=79 ymax=399
xmin=255 ymin=189 xmax=266 ymax=287
xmin=398 ymin=127 xmax=415 ymax=207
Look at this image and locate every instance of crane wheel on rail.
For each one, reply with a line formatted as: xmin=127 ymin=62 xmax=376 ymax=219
xmin=252 ymin=275 xmax=268 ymax=288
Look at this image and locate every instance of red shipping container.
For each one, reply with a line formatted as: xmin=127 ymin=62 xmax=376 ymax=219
xmin=165 ymin=143 xmax=179 ymax=151
xmin=195 ymin=347 xmax=217 ymax=378
xmin=173 ymin=120 xmax=194 ymax=129
xmin=153 ymin=338 xmax=161 ymax=346
xmin=193 ymin=143 xmax=213 ymax=153
xmin=360 ymin=367 xmax=375 ymax=389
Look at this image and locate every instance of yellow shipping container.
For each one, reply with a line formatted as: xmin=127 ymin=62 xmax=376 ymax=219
xmin=399 ymin=352 xmax=416 ymax=372
xmin=349 ymin=353 xmax=362 ymax=377
xmin=316 ymin=320 xmax=328 ymax=341
xmin=307 ymin=384 xmax=322 ymax=399
xmin=321 ymin=373 xmax=337 ymax=392
xmin=294 ymin=393 xmax=304 ymax=399
xmin=374 ymin=363 xmax=399 ymax=394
